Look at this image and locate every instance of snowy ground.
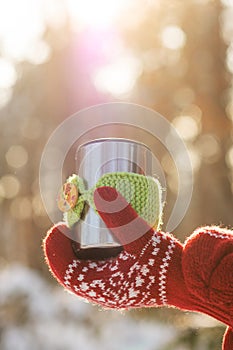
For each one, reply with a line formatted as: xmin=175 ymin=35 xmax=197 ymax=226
xmin=0 ymin=264 xmax=177 ymax=350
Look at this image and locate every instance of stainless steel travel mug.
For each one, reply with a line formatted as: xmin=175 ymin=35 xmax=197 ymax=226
xmin=75 ymin=138 xmax=153 ymax=248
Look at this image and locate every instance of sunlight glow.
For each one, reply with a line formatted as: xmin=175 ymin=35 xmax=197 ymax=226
xmin=221 ymin=0 xmax=233 ymax=6
xmin=0 ymin=0 xmax=45 ymax=62
xmin=44 ymin=0 xmax=67 ymax=29
xmin=66 ymin=0 xmax=131 ymax=29
xmin=93 ymin=54 xmax=142 ymax=97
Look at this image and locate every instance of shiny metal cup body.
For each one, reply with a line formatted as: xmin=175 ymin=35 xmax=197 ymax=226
xmin=75 ymin=138 xmax=153 ymax=248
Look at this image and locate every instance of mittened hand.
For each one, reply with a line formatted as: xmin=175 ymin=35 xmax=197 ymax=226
xmin=44 ymin=187 xmax=188 ymax=309
xmin=44 ymin=186 xmax=233 ymax=350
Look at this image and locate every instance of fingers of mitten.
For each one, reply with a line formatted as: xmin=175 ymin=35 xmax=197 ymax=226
xmin=210 ymin=253 xmax=233 ymax=304
xmin=223 ymin=327 xmax=233 ymax=350
xmin=43 ymin=223 xmax=78 ymax=285
xmin=182 ymin=226 xmax=233 ymax=304
xmin=94 ymin=186 xmax=154 ymax=253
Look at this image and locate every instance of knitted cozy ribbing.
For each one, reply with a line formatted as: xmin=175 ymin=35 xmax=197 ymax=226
xmin=62 ymin=172 xmax=163 ymax=230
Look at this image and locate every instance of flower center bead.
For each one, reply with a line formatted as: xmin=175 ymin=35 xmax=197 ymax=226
xmin=57 ymin=182 xmax=78 ymax=212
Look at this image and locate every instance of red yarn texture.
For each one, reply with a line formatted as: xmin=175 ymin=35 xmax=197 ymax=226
xmin=44 ymin=186 xmax=233 ymax=350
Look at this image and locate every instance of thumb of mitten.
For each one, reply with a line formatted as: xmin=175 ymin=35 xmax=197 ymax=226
xmin=93 ymin=186 xmax=154 ymax=253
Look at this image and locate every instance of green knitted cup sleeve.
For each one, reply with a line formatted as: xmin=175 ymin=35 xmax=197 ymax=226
xmin=61 ymin=172 xmax=164 ymax=230
xmin=63 ymin=196 xmax=85 ymax=227
xmin=90 ymin=173 xmax=163 ymax=229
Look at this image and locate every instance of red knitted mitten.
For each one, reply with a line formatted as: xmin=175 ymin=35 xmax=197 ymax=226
xmin=223 ymin=327 xmax=233 ymax=350
xmin=44 ymin=187 xmax=233 ymax=350
xmin=182 ymin=225 xmax=233 ymax=350
xmin=44 ymin=187 xmax=191 ymax=310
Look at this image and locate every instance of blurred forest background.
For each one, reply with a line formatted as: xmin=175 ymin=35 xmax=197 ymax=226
xmin=0 ymin=0 xmax=233 ymax=349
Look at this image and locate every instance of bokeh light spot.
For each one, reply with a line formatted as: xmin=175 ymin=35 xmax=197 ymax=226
xmin=5 ymin=145 xmax=28 ymax=169
xmin=161 ymin=25 xmax=186 ymax=50
xmin=24 ymin=40 xmax=51 ymax=65
xmin=0 ymin=175 xmax=20 ymax=199
xmin=172 ymin=116 xmax=200 ymax=141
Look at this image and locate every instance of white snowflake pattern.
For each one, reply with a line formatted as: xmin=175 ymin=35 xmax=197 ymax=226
xmin=67 ymin=265 xmax=74 ymax=273
xmin=88 ymin=290 xmax=96 ymax=297
xmin=135 ymin=276 xmax=144 ymax=287
xmin=148 ymin=259 xmax=155 ymax=266
xmin=141 ymin=265 xmax=150 ymax=276
xmin=152 ymin=234 xmax=161 ymax=244
xmin=152 ymin=247 xmax=160 ymax=255
xmin=80 ymin=282 xmax=89 ymax=291
xmin=128 ymin=288 xmax=140 ymax=299
xmin=77 ymin=274 xmax=84 ymax=281
xmin=89 ymin=262 xmax=98 ymax=269
xmin=110 ymin=264 xmax=118 ymax=271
